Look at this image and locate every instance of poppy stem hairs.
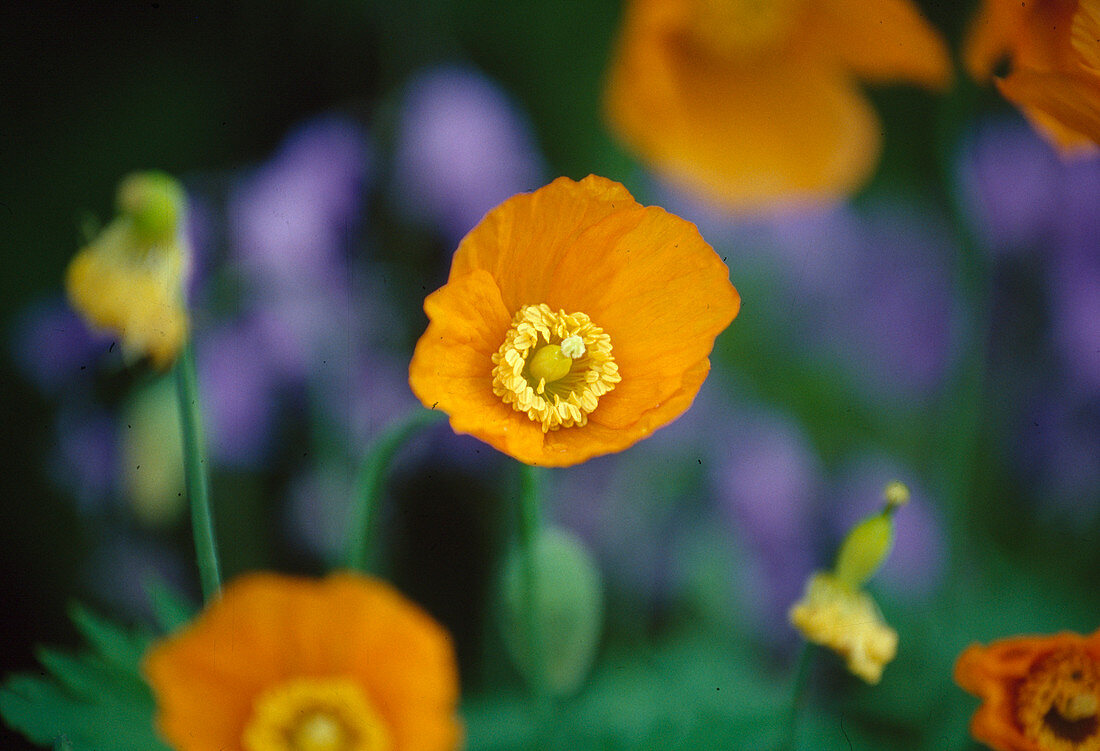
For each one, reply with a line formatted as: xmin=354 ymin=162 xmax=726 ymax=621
xmin=173 ymin=342 xmax=222 ymax=602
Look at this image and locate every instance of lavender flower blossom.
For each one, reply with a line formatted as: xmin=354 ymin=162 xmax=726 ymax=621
xmin=391 ymin=66 xmax=545 ymax=241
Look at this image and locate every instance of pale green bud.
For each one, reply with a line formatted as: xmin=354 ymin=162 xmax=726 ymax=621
xmin=116 ymin=171 xmax=186 ymax=245
xmin=832 ymin=481 xmax=910 ymax=589
xmin=498 ymin=527 xmax=603 ymax=697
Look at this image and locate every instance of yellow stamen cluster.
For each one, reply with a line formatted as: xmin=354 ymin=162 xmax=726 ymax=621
xmin=242 ymin=677 xmax=392 ymax=751
xmin=1017 ymin=648 xmax=1100 ymax=751
xmin=689 ymin=0 xmax=802 ymax=58
xmin=788 ymin=573 xmax=898 ymax=684
xmin=491 ymin=303 xmax=621 ymax=432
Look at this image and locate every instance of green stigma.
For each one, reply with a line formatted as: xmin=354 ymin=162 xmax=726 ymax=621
xmin=528 ymin=344 xmax=574 ymax=385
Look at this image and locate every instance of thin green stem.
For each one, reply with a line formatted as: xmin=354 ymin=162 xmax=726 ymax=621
xmin=173 ymin=342 xmax=221 ymax=603
xmin=933 ymin=71 xmax=990 ymax=572
xmin=778 ymin=643 xmax=813 ymax=751
xmin=345 ymin=408 xmax=444 ymax=573
xmin=517 ymin=463 xmax=553 ymax=731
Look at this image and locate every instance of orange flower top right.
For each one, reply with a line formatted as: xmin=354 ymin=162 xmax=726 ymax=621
xmin=603 ymin=0 xmax=951 ymax=211
xmin=954 ymin=627 xmax=1100 ymax=751
xmin=966 ymin=0 xmax=1100 ymax=152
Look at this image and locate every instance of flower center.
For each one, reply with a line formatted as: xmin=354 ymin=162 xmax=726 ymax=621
xmin=491 ymin=304 xmax=621 ymax=432
xmin=1017 ymin=648 xmax=1100 ymax=751
xmin=688 ymin=0 xmax=802 ymax=58
xmin=242 ymin=676 xmax=392 ymax=751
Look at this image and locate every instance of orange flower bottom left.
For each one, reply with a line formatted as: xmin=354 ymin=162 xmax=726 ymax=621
xmin=144 ymin=572 xmax=462 ymax=751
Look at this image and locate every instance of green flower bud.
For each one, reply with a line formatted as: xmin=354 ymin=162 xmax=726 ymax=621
xmin=116 ymin=171 xmax=186 ymax=245
xmin=498 ymin=527 xmax=603 ymax=697
xmin=832 ymin=481 xmax=909 ymax=589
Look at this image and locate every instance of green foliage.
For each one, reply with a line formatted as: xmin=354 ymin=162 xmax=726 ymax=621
xmin=0 ymin=604 xmax=170 ymax=751
xmin=465 ymin=633 xmax=790 ymax=750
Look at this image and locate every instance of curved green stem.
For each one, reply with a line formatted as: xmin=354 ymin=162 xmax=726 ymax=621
xmin=933 ymin=71 xmax=990 ymax=570
xmin=345 ymin=408 xmax=444 ymax=573
xmin=778 ymin=643 xmax=813 ymax=751
xmin=173 ymin=342 xmax=222 ymax=603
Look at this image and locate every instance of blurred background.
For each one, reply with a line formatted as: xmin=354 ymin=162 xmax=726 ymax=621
xmin=2 ymin=1 xmax=1098 ymax=749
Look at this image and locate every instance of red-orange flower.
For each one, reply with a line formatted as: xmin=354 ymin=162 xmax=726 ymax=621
xmin=966 ymin=0 xmax=1100 ymax=151
xmin=954 ymin=628 xmax=1100 ymax=751
xmin=603 ymin=0 xmax=951 ymax=210
xmin=144 ymin=572 xmax=461 ymax=751
xmin=408 ymin=175 xmax=740 ymax=467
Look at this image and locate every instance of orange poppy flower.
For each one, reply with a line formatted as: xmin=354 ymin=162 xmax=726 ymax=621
xmin=966 ymin=0 xmax=1100 ymax=151
xmin=408 ymin=175 xmax=740 ymax=467
xmin=603 ymin=0 xmax=951 ymax=210
xmin=954 ymin=628 xmax=1100 ymax=751
xmin=144 ymin=572 xmax=462 ymax=751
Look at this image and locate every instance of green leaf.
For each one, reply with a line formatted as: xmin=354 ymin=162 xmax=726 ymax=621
xmin=0 ymin=604 xmax=170 ymax=751
xmin=67 ymin=603 xmax=150 ymax=672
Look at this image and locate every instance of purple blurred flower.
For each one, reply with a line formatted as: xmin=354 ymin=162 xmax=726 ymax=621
xmin=51 ymin=407 xmax=119 ymax=511
xmin=196 ymin=320 xmax=281 ymax=467
xmin=961 ymin=117 xmax=1100 ymax=514
xmin=229 ymin=115 xmax=370 ymax=293
xmin=959 ymin=118 xmax=1064 ymax=254
xmin=714 ymin=407 xmax=824 ymax=633
xmin=10 ymin=298 xmax=112 ymax=394
xmin=392 ymin=66 xmax=544 ymax=241
xmin=662 ymin=192 xmax=955 ymax=399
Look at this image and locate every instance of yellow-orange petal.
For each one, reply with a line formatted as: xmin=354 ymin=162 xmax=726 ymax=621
xmin=605 ymin=25 xmax=881 ymax=209
xmin=1075 ymin=0 xmax=1100 ymax=72
xmin=818 ymin=0 xmax=952 ymax=89
xmin=144 ymin=572 xmax=461 ymax=751
xmin=997 ymin=68 xmax=1100 ymax=149
xmin=448 ymin=176 xmax=644 ymax=314
xmin=954 ymin=630 xmax=1100 ymax=751
xmin=965 ymin=0 xmax=1030 ymax=81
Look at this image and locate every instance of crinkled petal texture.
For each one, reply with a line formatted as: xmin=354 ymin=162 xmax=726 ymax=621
xmin=603 ymin=0 xmax=950 ymax=209
xmin=409 ymin=175 xmax=740 ymax=467
xmin=65 ymin=222 xmax=189 ymax=370
xmin=144 ymin=572 xmax=462 ymax=751
xmin=966 ymin=0 xmax=1100 ymax=151
xmin=954 ymin=629 xmax=1100 ymax=751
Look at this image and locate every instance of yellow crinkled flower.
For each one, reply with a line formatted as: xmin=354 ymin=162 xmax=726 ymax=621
xmin=65 ymin=172 xmax=190 ymax=370
xmin=789 ymin=572 xmax=898 ymax=684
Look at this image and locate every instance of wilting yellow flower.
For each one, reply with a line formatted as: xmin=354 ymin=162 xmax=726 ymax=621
xmin=967 ymin=0 xmax=1100 ymax=151
xmin=408 ymin=175 xmax=740 ymax=467
xmin=955 ymin=628 xmax=1100 ymax=751
xmin=65 ymin=172 xmax=190 ymax=369
xmin=604 ymin=0 xmax=951 ymax=210
xmin=788 ymin=482 xmax=909 ymax=683
xmin=144 ymin=572 xmax=462 ymax=751
xmin=789 ymin=572 xmax=898 ymax=684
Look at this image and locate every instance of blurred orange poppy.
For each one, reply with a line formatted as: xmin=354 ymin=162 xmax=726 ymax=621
xmin=966 ymin=0 xmax=1100 ymax=151
xmin=144 ymin=572 xmax=461 ymax=751
xmin=408 ymin=175 xmax=740 ymax=467
xmin=603 ymin=0 xmax=951 ymax=210
xmin=954 ymin=628 xmax=1100 ymax=751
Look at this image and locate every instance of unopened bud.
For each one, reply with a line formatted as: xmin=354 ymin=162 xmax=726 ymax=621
xmin=498 ymin=527 xmax=603 ymax=697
